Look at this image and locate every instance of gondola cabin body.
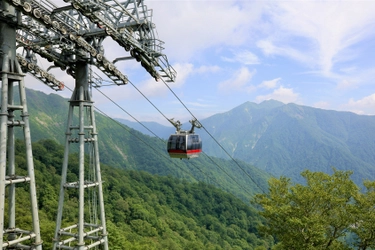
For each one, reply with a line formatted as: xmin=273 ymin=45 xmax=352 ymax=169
xmin=167 ymin=133 xmax=202 ymax=159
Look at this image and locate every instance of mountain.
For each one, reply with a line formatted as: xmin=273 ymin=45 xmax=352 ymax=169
xmin=19 ymin=139 xmax=274 ymax=249
xmin=20 ymin=88 xmax=270 ymax=201
xmin=199 ymin=100 xmax=375 ymax=184
xmin=115 ymin=118 xmax=171 ymax=138
xmin=111 ymin=99 xmax=375 ymax=186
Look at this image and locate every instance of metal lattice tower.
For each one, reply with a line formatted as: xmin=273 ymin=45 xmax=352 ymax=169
xmin=0 ymin=3 xmax=43 ymax=249
xmin=1 ymin=0 xmax=175 ymax=248
xmin=53 ymin=61 xmax=108 ymax=249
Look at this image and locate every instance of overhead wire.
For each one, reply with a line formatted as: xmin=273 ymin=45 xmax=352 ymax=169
xmin=63 ymin=58 xmax=265 ymax=194
xmin=92 ymin=86 xmax=254 ymax=196
xmin=95 ymin=87 xmax=160 ymax=138
xmin=90 ymin=74 xmax=260 ymax=196
xmin=93 ymin=103 xmax=240 ymax=195
xmin=158 ymin=77 xmax=267 ymax=194
xmin=64 ymin=84 xmax=234 ymax=193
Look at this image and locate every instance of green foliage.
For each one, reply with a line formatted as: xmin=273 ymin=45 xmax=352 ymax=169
xmin=12 ymin=139 xmax=272 ymax=249
xmin=254 ymin=169 xmax=375 ymax=249
xmin=101 ymin=167 xmax=273 ymax=249
xmin=350 ymin=180 xmax=375 ymax=249
xmin=22 ymin=88 xmax=270 ymax=203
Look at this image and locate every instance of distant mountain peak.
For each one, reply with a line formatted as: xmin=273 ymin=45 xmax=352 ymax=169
xmin=199 ymin=99 xmax=375 ymax=185
xmin=258 ymin=99 xmax=285 ymax=108
xmin=234 ymin=100 xmax=284 ymax=112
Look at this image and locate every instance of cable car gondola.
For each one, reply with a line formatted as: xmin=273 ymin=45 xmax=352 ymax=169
xmin=167 ymin=118 xmax=202 ymax=159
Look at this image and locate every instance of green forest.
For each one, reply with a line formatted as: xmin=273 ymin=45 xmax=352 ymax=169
xmin=8 ymin=138 xmax=375 ymax=249
xmin=12 ymin=139 xmax=274 ymax=249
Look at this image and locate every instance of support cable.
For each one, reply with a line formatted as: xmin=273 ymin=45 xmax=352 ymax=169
xmin=64 ymin=85 xmax=227 ymax=192
xmin=94 ymin=106 xmax=230 ymax=192
xmin=159 ymin=78 xmax=267 ymax=194
xmin=94 ymin=87 xmax=160 ymax=138
xmin=127 ymin=81 xmax=170 ymax=121
xmin=92 ymin=86 xmax=256 ymax=196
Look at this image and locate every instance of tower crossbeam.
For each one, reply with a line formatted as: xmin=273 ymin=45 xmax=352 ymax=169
xmin=63 ymin=0 xmax=176 ymax=81
xmin=7 ymin=0 xmax=130 ymax=86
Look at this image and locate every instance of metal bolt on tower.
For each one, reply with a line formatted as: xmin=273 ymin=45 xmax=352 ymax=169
xmin=0 ymin=2 xmax=42 ymax=249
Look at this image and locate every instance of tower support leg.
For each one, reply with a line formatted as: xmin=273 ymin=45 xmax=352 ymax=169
xmin=0 ymin=8 xmax=42 ymax=249
xmin=53 ymin=61 xmax=108 ymax=249
xmin=0 ymin=72 xmax=43 ymax=250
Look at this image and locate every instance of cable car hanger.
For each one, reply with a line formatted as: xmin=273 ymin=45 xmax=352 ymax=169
xmin=168 ymin=118 xmax=202 ymax=134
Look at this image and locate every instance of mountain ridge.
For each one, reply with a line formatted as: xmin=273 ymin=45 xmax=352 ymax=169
xmin=200 ymin=100 xmax=375 ymax=184
xmin=117 ymin=99 xmax=375 ymax=185
xmin=20 ymin=88 xmax=270 ymax=202
xmin=23 ymin=87 xmax=375 ymax=187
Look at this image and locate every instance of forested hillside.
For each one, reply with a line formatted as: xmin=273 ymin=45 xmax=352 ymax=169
xmin=16 ymin=139 xmax=274 ymax=249
xmin=200 ymin=100 xmax=375 ymax=185
xmin=22 ymin=88 xmax=270 ymax=202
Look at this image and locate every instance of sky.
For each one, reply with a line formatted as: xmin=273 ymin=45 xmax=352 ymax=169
xmin=26 ymin=0 xmax=375 ymax=126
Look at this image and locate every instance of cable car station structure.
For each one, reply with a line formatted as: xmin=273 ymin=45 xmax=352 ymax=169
xmin=0 ymin=0 xmax=175 ymax=248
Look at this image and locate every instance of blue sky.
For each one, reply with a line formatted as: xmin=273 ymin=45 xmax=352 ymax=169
xmin=27 ymin=0 xmax=375 ymax=126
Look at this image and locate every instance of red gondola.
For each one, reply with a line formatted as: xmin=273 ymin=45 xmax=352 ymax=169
xmin=167 ymin=118 xmax=202 ymax=159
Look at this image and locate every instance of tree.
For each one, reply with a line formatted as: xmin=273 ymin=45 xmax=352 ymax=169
xmin=350 ymin=180 xmax=375 ymax=249
xmin=254 ymin=169 xmax=358 ymax=249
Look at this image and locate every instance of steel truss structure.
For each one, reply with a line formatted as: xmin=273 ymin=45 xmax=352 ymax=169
xmin=0 ymin=0 xmax=175 ymax=248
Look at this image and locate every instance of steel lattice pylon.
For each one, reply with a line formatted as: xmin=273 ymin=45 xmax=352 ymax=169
xmin=1 ymin=0 xmax=175 ymax=248
xmin=53 ymin=62 xmax=108 ymax=249
xmin=0 ymin=4 xmax=42 ymax=249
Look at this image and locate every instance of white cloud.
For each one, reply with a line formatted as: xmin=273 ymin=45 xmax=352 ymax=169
xmin=222 ymin=50 xmax=260 ymax=65
xmin=329 ymin=66 xmax=375 ymax=91
xmin=89 ymin=63 xmax=195 ymax=105
xmin=256 ymin=40 xmax=312 ymax=65
xmin=255 ymin=86 xmax=299 ymax=104
xmin=260 ymin=1 xmax=375 ymax=74
xmin=146 ymin=1 xmax=265 ymax=61
xmin=339 ymin=67 xmax=357 ymax=74
xmin=135 ymin=63 xmax=194 ymax=98
xmin=336 ymin=79 xmax=359 ymax=90
xmin=313 ymin=101 xmax=331 ymax=110
xmin=344 ymin=94 xmax=375 ymax=115
xmin=258 ymin=78 xmax=281 ymax=89
xmin=218 ymin=67 xmax=256 ymax=93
